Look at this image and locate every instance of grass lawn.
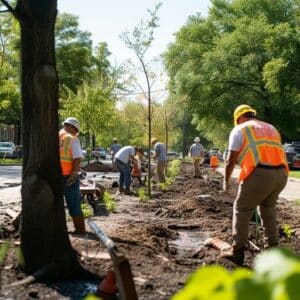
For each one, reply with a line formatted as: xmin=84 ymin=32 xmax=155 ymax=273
xmin=289 ymin=170 xmax=300 ymax=179
xmin=0 ymin=158 xmax=22 ymax=165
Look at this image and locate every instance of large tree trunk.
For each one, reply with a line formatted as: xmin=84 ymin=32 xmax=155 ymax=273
xmin=16 ymin=0 xmax=79 ymax=275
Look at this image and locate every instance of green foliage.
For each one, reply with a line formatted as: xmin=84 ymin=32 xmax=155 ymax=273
xmin=56 ymin=13 xmax=93 ymax=93
xmin=172 ymin=248 xmax=300 ymax=300
xmin=15 ymin=246 xmax=25 ymax=267
xmin=289 ymin=171 xmax=300 ymax=179
xmin=164 ymin=0 xmax=300 ymax=143
xmin=60 ymin=82 xmax=117 ymax=147
xmin=84 ymin=295 xmax=101 ymax=300
xmin=294 ymin=199 xmax=300 ymax=206
xmin=103 ymin=191 xmax=116 ymax=212
xmin=81 ymin=202 xmax=93 ymax=218
xmin=158 ymin=159 xmax=181 ymax=191
xmin=0 ymin=242 xmax=9 ymax=265
xmin=136 ymin=188 xmax=149 ymax=202
xmin=167 ymin=159 xmax=181 ymax=178
xmin=0 ymin=158 xmax=22 ymax=165
xmin=282 ymin=224 xmax=294 ymax=239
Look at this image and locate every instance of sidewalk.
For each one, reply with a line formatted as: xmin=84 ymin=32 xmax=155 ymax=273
xmin=217 ymin=167 xmax=300 ymax=202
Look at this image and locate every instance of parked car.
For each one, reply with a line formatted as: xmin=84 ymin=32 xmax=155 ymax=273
xmin=0 ymin=141 xmax=16 ymax=158
xmin=91 ymin=147 xmax=107 ymax=159
xmin=166 ymin=151 xmax=179 ymax=160
xmin=284 ymin=142 xmax=300 ymax=169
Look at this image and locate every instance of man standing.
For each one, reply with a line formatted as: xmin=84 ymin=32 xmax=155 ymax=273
xmin=189 ymin=137 xmax=205 ymax=178
xmin=114 ymin=145 xmax=136 ymax=195
xmin=110 ymin=138 xmax=122 ymax=170
xmin=59 ymin=117 xmax=85 ymax=233
xmin=222 ymin=104 xmax=288 ymax=265
xmin=151 ymin=137 xmax=167 ymax=184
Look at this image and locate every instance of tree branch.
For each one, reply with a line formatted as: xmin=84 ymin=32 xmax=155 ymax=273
xmin=0 ymin=0 xmax=17 ymax=18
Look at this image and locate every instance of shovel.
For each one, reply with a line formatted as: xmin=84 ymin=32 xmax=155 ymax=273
xmin=88 ymin=220 xmax=137 ymax=300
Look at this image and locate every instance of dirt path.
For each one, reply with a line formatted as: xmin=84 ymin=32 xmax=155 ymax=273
xmin=1 ymin=162 xmax=300 ymax=299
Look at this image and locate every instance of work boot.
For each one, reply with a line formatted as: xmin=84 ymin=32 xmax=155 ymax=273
xmin=119 ymin=186 xmax=125 ymax=193
xmin=124 ymin=188 xmax=133 ymax=195
xmin=72 ymin=215 xmax=86 ymax=234
xmin=221 ymin=246 xmax=245 ymax=266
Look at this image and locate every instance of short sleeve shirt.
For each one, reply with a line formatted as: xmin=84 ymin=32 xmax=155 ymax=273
xmin=190 ymin=143 xmax=204 ymax=157
xmin=228 ymin=126 xmax=244 ymax=152
xmin=154 ymin=142 xmax=167 ymax=161
xmin=110 ymin=143 xmax=122 ymax=156
xmin=114 ymin=146 xmax=135 ymax=163
xmin=71 ymin=138 xmax=84 ymax=159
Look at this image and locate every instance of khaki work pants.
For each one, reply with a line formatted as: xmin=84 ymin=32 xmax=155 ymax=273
xmin=156 ymin=160 xmax=166 ymax=183
xmin=192 ymin=157 xmax=204 ymax=177
xmin=232 ymin=167 xmax=287 ymax=249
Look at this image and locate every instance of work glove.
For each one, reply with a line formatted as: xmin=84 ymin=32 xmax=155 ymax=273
xmin=223 ymin=180 xmax=228 ymax=192
xmin=67 ymin=172 xmax=77 ymax=186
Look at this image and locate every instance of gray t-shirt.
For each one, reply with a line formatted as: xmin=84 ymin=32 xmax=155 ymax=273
xmin=110 ymin=143 xmax=122 ymax=156
xmin=114 ymin=146 xmax=135 ymax=163
xmin=154 ymin=142 xmax=167 ymax=161
xmin=189 ymin=143 xmax=204 ymax=157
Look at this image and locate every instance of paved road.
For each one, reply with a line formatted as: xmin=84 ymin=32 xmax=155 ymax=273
xmin=0 ymin=165 xmax=298 ymax=204
xmin=218 ymin=167 xmax=300 ymax=201
xmin=0 ymin=165 xmax=22 ymax=187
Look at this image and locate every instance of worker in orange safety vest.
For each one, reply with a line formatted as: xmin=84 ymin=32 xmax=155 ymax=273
xmin=222 ymin=104 xmax=288 ymax=265
xmin=59 ymin=117 xmax=85 ymax=233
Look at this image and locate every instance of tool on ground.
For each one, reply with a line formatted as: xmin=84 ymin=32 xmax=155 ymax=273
xmin=88 ymin=220 xmax=137 ymax=300
xmin=204 ymin=237 xmax=232 ymax=251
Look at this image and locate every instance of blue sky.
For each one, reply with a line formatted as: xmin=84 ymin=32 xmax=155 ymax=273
xmin=58 ymin=0 xmax=211 ymax=64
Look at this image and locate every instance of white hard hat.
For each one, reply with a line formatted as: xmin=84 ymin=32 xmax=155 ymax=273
xmin=194 ymin=136 xmax=200 ymax=142
xmin=63 ymin=117 xmax=80 ymax=132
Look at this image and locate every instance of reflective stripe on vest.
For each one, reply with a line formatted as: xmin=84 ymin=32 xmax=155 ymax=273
xmin=59 ymin=130 xmax=75 ymax=175
xmin=237 ymin=120 xmax=288 ymax=181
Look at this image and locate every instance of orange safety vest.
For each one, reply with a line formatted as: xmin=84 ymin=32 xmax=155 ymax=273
xmin=59 ymin=129 xmax=76 ymax=176
xmin=210 ymin=155 xmax=219 ymax=168
xmin=237 ymin=120 xmax=289 ymax=181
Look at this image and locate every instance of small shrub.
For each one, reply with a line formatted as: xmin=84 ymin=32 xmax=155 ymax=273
xmin=103 ymin=191 xmax=116 ymax=212
xmin=81 ymin=202 xmax=93 ymax=218
xmin=137 ymin=188 xmax=149 ymax=202
xmin=167 ymin=159 xmax=181 ymax=178
xmin=282 ymin=224 xmax=294 ymax=239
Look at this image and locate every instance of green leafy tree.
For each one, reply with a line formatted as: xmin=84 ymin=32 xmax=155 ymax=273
xmin=0 ymin=5 xmax=21 ymax=134
xmin=56 ymin=13 xmax=93 ymax=93
xmin=61 ymin=82 xmax=117 ymax=148
xmin=120 ymin=1 xmax=162 ymax=197
xmin=164 ymin=0 xmax=300 ymax=143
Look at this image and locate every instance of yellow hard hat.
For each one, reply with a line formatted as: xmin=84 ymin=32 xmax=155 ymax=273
xmin=233 ymin=104 xmax=256 ymax=126
xmin=151 ymin=137 xmax=158 ymax=144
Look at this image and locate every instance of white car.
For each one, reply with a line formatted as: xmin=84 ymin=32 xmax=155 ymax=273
xmin=0 ymin=142 xmax=16 ymax=158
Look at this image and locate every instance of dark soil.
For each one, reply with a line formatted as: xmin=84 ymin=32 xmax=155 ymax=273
xmin=1 ymin=162 xmax=300 ymax=299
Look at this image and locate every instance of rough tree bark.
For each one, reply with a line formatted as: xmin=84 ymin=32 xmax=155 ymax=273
xmin=8 ymin=0 xmax=81 ymax=276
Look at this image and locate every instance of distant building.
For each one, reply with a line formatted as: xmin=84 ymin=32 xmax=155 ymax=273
xmin=0 ymin=124 xmax=17 ymax=143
